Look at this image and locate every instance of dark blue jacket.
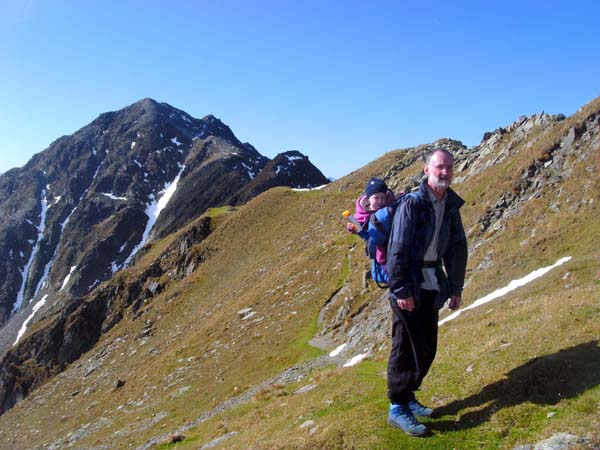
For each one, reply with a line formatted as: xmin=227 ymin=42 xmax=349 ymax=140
xmin=386 ymin=179 xmax=468 ymax=310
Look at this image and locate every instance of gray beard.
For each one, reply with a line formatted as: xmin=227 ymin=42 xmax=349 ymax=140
xmin=431 ymin=176 xmax=451 ymax=190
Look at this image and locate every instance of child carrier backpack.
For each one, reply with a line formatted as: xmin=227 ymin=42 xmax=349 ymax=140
xmin=366 ymin=192 xmax=418 ymax=288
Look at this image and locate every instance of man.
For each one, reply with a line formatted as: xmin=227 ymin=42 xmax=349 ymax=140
xmin=385 ymin=148 xmax=468 ymax=436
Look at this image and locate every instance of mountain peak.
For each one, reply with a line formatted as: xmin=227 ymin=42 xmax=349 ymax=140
xmin=0 ymin=99 xmax=330 ymax=350
xmin=277 ymin=149 xmax=305 ymax=158
xmin=124 ymin=98 xmax=186 ymax=121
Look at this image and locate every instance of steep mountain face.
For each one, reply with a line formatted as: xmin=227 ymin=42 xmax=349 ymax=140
xmin=0 ymin=97 xmax=598 ymax=448
xmin=0 ymin=98 xmax=329 ymax=349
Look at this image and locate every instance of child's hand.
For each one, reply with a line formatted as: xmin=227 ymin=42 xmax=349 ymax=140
xmin=346 ymin=222 xmax=357 ymax=233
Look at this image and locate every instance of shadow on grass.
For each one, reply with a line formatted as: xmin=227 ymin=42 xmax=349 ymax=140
xmin=431 ymin=340 xmax=600 ymax=432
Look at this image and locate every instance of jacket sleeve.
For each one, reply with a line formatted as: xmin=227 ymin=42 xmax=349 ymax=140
xmin=357 ymin=228 xmax=370 ymax=240
xmin=442 ymin=210 xmax=468 ymax=297
xmin=386 ymin=198 xmax=419 ymax=299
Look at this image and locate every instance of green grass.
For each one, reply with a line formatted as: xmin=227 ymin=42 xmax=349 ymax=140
xmin=159 ymin=349 xmax=579 ymax=449
xmin=206 ymin=205 xmax=237 ymax=228
xmin=289 ymin=313 xmax=326 ymax=362
xmin=335 ymin=236 xmax=354 ymax=288
xmin=159 ymin=247 xmax=599 ymax=450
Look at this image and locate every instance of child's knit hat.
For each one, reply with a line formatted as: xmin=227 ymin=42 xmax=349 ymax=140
xmin=364 ymin=177 xmax=389 ymax=199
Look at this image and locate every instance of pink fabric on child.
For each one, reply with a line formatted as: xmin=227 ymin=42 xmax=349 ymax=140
xmin=353 ymin=191 xmax=395 ymax=265
xmin=353 ymin=194 xmax=372 ymax=226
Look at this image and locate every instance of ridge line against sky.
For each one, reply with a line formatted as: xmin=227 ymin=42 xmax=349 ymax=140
xmin=1 ymin=0 xmax=599 ymax=179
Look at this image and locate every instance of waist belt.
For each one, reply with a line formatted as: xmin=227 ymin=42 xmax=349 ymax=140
xmin=422 ymin=260 xmax=441 ymax=268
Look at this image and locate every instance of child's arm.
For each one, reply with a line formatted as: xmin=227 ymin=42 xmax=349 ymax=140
xmin=358 ymin=230 xmax=369 ymax=239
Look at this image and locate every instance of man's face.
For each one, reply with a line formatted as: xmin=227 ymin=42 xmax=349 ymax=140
xmin=425 ymin=151 xmax=454 ymax=190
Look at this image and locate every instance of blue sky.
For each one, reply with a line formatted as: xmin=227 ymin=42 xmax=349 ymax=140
xmin=1 ymin=0 xmax=599 ymax=179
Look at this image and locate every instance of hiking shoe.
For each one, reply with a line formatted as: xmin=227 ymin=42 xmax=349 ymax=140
xmin=387 ymin=404 xmax=428 ymax=436
xmin=408 ymin=398 xmax=435 ymax=418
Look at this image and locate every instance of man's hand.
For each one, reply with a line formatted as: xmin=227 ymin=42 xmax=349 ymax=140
xmin=397 ymin=296 xmax=415 ymax=312
xmin=448 ymin=296 xmax=461 ymax=310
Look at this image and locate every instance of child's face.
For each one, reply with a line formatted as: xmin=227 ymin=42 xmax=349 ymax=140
xmin=368 ymin=192 xmax=387 ymax=211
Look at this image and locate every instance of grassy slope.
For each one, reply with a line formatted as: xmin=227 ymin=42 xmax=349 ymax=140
xmin=148 ymin=110 xmax=598 ymax=448
xmin=0 ymin=185 xmax=376 ymax=449
xmin=1 ymin=104 xmax=599 ymax=449
xmin=171 ymin=127 xmax=598 ymax=448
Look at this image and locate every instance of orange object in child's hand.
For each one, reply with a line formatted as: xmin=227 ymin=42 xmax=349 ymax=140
xmin=342 ymin=210 xmax=363 ymax=233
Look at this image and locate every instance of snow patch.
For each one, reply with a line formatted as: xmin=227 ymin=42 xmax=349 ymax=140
xmin=13 ymin=190 xmax=49 ymax=314
xmin=439 ymin=256 xmax=572 ymax=326
xmin=241 ymin=162 xmax=255 ymax=179
xmin=60 ymin=265 xmax=77 ymax=291
xmin=171 ymin=137 xmax=183 ymax=147
xmin=14 ymin=294 xmax=49 ymax=346
xmin=33 ymin=250 xmax=55 ymax=298
xmin=343 ymin=353 xmax=369 ymax=367
xmin=61 ymin=207 xmax=77 ymax=231
xmin=329 ymin=343 xmax=347 ymax=357
xmin=131 ymin=141 xmax=136 ymax=149
xmin=101 ymin=192 xmax=128 ymax=201
xmin=122 ymin=165 xmax=186 ymax=267
xmin=291 ymin=184 xmax=328 ymax=192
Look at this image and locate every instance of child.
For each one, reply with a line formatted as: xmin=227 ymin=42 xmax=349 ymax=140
xmin=346 ymin=177 xmax=395 ymax=237
xmin=346 ymin=177 xmax=396 ymax=288
xmin=346 ymin=177 xmax=396 ymax=269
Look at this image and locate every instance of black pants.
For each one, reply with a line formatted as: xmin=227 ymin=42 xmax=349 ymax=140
xmin=387 ymin=289 xmax=439 ymax=404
